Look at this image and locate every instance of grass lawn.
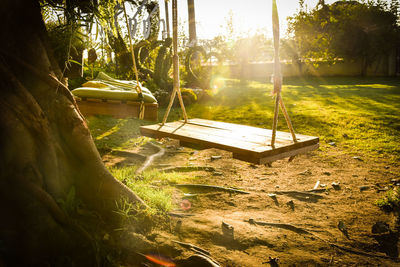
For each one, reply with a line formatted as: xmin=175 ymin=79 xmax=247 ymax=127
xmin=87 ymin=76 xmax=400 ymax=211
xmin=187 ymin=76 xmax=400 ymax=163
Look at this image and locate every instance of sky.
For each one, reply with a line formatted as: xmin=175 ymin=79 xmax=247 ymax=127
xmin=158 ymin=0 xmax=338 ymax=39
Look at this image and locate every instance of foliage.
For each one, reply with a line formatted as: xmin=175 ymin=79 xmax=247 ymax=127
xmin=152 ymin=38 xmax=173 ymax=91
xmin=46 ymin=18 xmax=87 ymax=77
xmin=288 ymin=0 xmax=400 ymax=74
xmin=376 ymin=187 xmax=400 ymax=212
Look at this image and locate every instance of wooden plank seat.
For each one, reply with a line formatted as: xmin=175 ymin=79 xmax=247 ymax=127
xmin=75 ymin=97 xmax=158 ymax=120
xmin=140 ymin=118 xmax=319 ymax=164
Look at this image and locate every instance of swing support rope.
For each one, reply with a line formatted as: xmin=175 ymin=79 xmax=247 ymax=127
xmin=161 ymin=0 xmax=188 ymax=125
xmin=123 ymin=1 xmax=145 ymax=119
xmin=158 ymin=0 xmax=296 ymax=148
xmin=271 ymin=0 xmax=297 ymax=148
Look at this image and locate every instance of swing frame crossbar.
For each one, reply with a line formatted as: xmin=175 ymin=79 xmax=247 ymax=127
xmin=140 ymin=0 xmax=319 ymax=164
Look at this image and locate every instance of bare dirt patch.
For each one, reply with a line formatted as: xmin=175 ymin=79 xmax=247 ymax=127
xmin=103 ymin=138 xmax=400 ymax=266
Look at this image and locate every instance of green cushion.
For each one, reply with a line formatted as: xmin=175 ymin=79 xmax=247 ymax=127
xmin=72 ymin=87 xmax=157 ymax=103
xmin=94 ymin=72 xmax=152 ymax=94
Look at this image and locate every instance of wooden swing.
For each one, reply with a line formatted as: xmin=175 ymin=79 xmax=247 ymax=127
xmin=74 ymin=3 xmax=158 ymax=121
xmin=140 ymin=0 xmax=319 ymax=164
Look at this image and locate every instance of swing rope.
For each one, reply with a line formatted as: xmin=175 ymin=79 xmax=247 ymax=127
xmin=161 ymin=0 xmax=188 ymax=125
xmin=157 ymin=0 xmax=296 ymax=148
xmin=271 ymin=0 xmax=297 ymax=148
xmin=123 ymin=1 xmax=145 ymax=119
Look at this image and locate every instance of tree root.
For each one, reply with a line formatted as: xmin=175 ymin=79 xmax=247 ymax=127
xmin=173 ymin=240 xmax=211 ymax=255
xmin=272 ymin=190 xmax=323 ymax=202
xmin=136 ymin=142 xmax=165 ymax=174
xmin=172 ymin=241 xmax=221 ymax=267
xmin=160 ymin=166 xmax=216 ymax=173
xmin=245 ymin=219 xmax=397 ymax=260
xmin=175 ymin=184 xmax=250 ymax=194
xmin=246 ymin=219 xmax=312 ymax=235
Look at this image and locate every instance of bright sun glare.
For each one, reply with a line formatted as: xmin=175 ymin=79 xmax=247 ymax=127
xmin=158 ymin=0 xmax=337 ymax=39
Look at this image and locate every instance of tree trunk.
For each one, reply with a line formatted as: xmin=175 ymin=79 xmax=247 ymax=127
xmin=0 ymin=0 xmax=146 ymax=265
xmin=187 ymin=0 xmax=197 ymax=46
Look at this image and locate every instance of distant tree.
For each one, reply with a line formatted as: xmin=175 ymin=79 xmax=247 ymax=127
xmin=288 ymin=0 xmax=400 ymax=75
xmin=187 ymin=0 xmax=197 ymax=46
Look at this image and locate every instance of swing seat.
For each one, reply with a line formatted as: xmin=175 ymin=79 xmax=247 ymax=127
xmin=140 ymin=118 xmax=319 ymax=164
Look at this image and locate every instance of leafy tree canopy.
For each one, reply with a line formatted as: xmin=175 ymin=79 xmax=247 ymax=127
xmin=288 ymin=0 xmax=400 ymax=68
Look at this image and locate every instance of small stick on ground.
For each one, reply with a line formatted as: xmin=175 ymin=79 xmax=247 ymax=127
xmin=175 ymin=184 xmax=250 ymax=194
xmin=136 ymin=142 xmax=165 ymax=174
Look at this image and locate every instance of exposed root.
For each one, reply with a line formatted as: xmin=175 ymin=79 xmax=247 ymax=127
xmin=173 ymin=240 xmax=211 ymax=255
xmin=245 ymin=219 xmax=397 ymax=260
xmin=273 ymin=190 xmax=323 ymax=202
xmin=246 ymin=219 xmax=312 ymax=235
xmin=175 ymin=184 xmax=250 ymax=194
xmin=160 ymin=166 xmax=216 ymax=173
xmin=136 ymin=142 xmax=165 ymax=174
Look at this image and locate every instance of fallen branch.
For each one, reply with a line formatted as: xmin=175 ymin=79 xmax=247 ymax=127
xmin=136 ymin=142 xmax=165 ymax=174
xmin=245 ymin=219 xmax=396 ymax=260
xmin=175 ymin=184 xmax=250 ymax=194
xmin=161 ymin=166 xmax=216 ymax=173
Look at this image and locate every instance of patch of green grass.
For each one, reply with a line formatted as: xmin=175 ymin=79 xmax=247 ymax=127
xmin=86 ymin=76 xmax=400 ymax=163
xmin=376 ymin=187 xmax=400 ymax=212
xmin=185 ymin=77 xmax=400 ymax=163
xmin=109 ymin=166 xmax=190 ymax=213
xmin=87 ymin=116 xmax=154 ymax=152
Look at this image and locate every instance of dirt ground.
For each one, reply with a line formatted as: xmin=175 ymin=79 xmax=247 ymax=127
xmin=103 ymin=139 xmax=400 ymax=266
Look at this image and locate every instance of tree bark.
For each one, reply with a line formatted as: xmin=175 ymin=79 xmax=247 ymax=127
xmin=187 ymin=0 xmax=197 ymax=46
xmin=0 ymin=0 xmax=147 ymax=265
